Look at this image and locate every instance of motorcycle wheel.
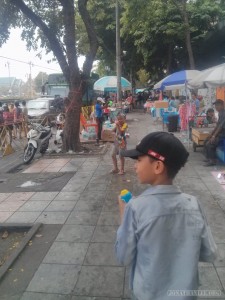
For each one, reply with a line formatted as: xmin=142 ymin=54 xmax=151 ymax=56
xmin=23 ymin=144 xmax=36 ymax=164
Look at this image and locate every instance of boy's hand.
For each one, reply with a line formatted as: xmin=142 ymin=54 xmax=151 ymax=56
xmin=118 ymin=196 xmax=126 ymax=223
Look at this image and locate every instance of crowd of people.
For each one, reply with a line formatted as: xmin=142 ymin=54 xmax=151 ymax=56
xmin=0 ymin=100 xmax=28 ymax=142
xmin=93 ymin=90 xmax=225 ymax=172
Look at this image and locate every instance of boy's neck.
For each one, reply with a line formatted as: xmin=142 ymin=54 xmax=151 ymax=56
xmin=150 ymin=178 xmax=173 ymax=186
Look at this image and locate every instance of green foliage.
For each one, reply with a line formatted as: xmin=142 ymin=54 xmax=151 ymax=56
xmin=0 ymin=2 xmax=18 ymax=46
xmin=1 ymin=0 xmax=225 ymax=83
xmin=136 ymin=69 xmax=150 ymax=87
xmin=76 ymin=0 xmax=116 ymax=69
xmin=120 ymin=0 xmax=225 ymax=79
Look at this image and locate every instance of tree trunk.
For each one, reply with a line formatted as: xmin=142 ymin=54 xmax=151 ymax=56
xmin=9 ymin=0 xmax=98 ymax=153
xmin=181 ymin=0 xmax=195 ymax=69
xmin=63 ymin=80 xmax=84 ymax=152
xmin=183 ymin=13 xmax=195 ymax=69
xmin=166 ymin=44 xmax=173 ymax=74
xmin=173 ymin=0 xmax=195 ymax=69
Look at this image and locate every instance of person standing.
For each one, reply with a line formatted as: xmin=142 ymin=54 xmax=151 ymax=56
xmin=21 ymin=100 xmax=28 ymax=136
xmin=110 ymin=114 xmax=128 ymax=175
xmin=115 ymin=132 xmax=217 ymax=300
xmin=95 ymin=97 xmax=104 ymax=142
xmin=126 ymin=93 xmax=134 ymax=111
xmin=192 ymin=92 xmax=200 ymax=114
xmin=2 ymin=104 xmax=13 ymax=144
xmin=13 ymin=101 xmax=22 ymax=138
xmin=21 ymin=101 xmax=28 ymax=121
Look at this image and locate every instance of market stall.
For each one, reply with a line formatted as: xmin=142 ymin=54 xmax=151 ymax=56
xmin=192 ymin=127 xmax=214 ymax=152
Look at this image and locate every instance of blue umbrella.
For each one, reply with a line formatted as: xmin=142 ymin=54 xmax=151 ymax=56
xmin=94 ymin=76 xmax=131 ymax=92
xmin=154 ymin=70 xmax=200 ymax=90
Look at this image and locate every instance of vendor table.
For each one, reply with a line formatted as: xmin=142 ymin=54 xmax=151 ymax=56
xmin=192 ymin=127 xmax=214 ymax=152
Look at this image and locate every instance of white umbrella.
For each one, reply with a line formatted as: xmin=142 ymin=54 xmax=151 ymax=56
xmin=188 ymin=63 xmax=225 ymax=89
xmin=93 ymin=76 xmax=131 ymax=92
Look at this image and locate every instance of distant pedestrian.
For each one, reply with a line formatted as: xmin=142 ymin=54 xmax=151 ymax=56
xmin=21 ymin=101 xmax=28 ymax=122
xmin=115 ymin=131 xmax=217 ymax=300
xmin=192 ymin=92 xmax=200 ymax=114
xmin=95 ymin=97 xmax=104 ymax=142
xmin=21 ymin=100 xmax=28 ymax=135
xmin=0 ymin=102 xmax=3 ymax=123
xmin=110 ymin=114 xmax=128 ymax=175
xmin=13 ymin=101 xmax=22 ymax=138
xmin=2 ymin=104 xmax=13 ymax=144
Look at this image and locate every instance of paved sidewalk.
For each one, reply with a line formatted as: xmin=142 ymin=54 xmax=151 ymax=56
xmin=0 ymin=111 xmax=225 ymax=299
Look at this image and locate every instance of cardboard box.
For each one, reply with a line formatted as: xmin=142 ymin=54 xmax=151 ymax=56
xmin=154 ymin=101 xmax=169 ymax=109
xmin=101 ymin=129 xmax=115 ymax=142
xmin=192 ymin=128 xmax=213 ymax=140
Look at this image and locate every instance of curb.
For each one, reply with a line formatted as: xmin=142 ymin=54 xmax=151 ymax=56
xmin=0 ymin=223 xmax=42 ymax=282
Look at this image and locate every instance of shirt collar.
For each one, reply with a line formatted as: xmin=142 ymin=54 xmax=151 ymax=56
xmin=141 ymin=185 xmax=181 ymax=196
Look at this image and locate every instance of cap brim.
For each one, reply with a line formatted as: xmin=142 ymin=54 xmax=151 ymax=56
xmin=120 ymin=148 xmax=143 ymax=159
xmin=213 ymin=101 xmax=223 ymax=105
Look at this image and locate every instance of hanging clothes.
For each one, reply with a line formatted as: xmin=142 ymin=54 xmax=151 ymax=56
xmin=179 ymin=102 xmax=196 ymax=131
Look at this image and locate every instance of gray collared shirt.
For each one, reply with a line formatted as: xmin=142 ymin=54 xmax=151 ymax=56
xmin=115 ymin=185 xmax=217 ymax=300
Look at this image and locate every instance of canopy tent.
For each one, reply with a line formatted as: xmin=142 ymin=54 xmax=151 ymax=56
xmin=154 ymin=70 xmax=200 ymax=90
xmin=188 ymin=63 xmax=225 ymax=89
xmin=135 ymin=88 xmax=146 ymax=93
xmin=93 ymin=76 xmax=131 ymax=92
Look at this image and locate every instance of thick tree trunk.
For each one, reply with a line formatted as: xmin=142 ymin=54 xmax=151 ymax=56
xmin=63 ymin=80 xmax=84 ymax=152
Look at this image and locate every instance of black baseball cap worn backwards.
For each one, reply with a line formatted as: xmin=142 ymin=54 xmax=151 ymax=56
xmin=121 ymin=131 xmax=189 ymax=167
xmin=213 ymin=99 xmax=224 ymax=106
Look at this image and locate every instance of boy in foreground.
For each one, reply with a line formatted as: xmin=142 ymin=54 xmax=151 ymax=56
xmin=115 ymin=132 xmax=217 ymax=300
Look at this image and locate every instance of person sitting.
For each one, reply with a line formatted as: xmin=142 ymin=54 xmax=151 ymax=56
xmin=205 ymin=108 xmax=216 ymax=125
xmin=204 ymin=99 xmax=225 ymax=166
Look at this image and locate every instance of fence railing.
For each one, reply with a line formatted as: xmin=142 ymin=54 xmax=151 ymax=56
xmin=0 ymin=120 xmax=28 ymax=157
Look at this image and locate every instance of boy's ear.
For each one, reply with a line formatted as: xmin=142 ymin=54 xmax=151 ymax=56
xmin=154 ymin=160 xmax=166 ymax=175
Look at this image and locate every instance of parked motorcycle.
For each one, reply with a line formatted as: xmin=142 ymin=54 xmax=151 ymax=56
xmin=23 ymin=123 xmax=52 ymax=164
xmin=54 ymin=113 xmax=64 ymax=145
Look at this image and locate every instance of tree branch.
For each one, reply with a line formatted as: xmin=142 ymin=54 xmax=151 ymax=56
xmin=9 ymin=0 xmax=70 ymax=82
xmin=78 ymin=0 xmax=98 ymax=77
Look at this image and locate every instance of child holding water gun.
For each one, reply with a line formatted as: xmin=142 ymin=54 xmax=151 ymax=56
xmin=110 ymin=114 xmax=128 ymax=175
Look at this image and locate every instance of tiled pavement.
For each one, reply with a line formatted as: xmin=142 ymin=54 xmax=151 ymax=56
xmin=1 ymin=112 xmax=225 ymax=299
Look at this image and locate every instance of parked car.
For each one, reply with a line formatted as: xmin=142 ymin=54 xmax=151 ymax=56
xmin=27 ymin=97 xmax=61 ymax=121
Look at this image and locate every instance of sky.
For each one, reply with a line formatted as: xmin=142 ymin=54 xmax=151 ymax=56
xmin=0 ymin=28 xmax=85 ymax=82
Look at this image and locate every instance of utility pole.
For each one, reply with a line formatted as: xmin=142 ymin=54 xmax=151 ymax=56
xmin=29 ymin=61 xmax=33 ymax=98
xmin=6 ymin=61 xmax=12 ymax=95
xmin=116 ymin=0 xmax=122 ymax=103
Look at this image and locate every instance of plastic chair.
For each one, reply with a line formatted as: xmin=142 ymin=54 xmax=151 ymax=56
xmin=162 ymin=111 xmax=178 ymax=130
xmin=80 ymin=113 xmax=98 ymax=135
